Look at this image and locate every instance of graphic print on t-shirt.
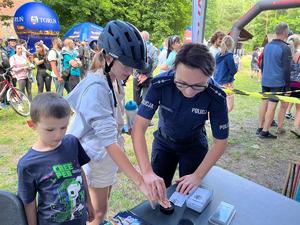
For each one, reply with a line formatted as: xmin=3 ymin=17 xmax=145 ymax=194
xmin=49 ymin=162 xmax=86 ymax=223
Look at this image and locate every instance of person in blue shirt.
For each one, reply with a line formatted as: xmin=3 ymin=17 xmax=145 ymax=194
xmin=62 ymin=39 xmax=82 ymax=92
xmin=5 ymin=36 xmax=17 ymax=58
xmin=17 ymin=93 xmax=94 ymax=225
xmin=257 ymin=22 xmax=292 ymax=139
xmin=214 ymin=35 xmax=238 ymax=112
xmin=132 ymin=44 xmax=229 ymax=197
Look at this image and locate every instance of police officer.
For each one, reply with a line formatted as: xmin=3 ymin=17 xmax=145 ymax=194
xmin=132 ymin=44 xmax=229 ymax=198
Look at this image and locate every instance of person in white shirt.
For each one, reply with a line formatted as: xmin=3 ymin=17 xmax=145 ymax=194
xmin=209 ymin=31 xmax=225 ymax=58
xmin=48 ymin=37 xmax=68 ymax=96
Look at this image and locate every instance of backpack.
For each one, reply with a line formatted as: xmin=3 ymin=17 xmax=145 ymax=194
xmin=44 ymin=49 xmax=59 ymax=72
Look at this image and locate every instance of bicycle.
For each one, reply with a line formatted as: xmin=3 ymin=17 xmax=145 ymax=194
xmin=0 ymin=68 xmax=30 ymax=116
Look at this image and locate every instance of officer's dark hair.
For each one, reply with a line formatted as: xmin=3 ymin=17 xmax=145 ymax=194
xmin=174 ymin=43 xmax=215 ymax=77
xmin=30 ymin=93 xmax=71 ymax=123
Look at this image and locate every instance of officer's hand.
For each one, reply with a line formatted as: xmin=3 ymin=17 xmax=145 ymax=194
xmin=175 ymin=173 xmax=202 ymax=195
xmin=143 ymin=171 xmax=167 ymax=204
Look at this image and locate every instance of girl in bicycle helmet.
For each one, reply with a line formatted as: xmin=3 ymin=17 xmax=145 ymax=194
xmin=67 ymin=20 xmax=164 ymax=224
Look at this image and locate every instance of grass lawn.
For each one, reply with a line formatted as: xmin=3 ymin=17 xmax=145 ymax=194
xmin=0 ymin=55 xmax=299 ymax=217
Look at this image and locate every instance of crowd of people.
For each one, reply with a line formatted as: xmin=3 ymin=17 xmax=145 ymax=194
xmin=0 ymin=19 xmax=299 ymax=225
xmin=9 ymin=19 xmax=230 ymax=225
xmin=250 ymin=22 xmax=300 ymax=139
xmin=0 ymin=36 xmax=93 ymax=108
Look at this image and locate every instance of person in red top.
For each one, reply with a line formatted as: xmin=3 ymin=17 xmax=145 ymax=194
xmin=257 ymin=48 xmax=264 ymax=69
xmin=257 ymin=48 xmax=264 ymax=82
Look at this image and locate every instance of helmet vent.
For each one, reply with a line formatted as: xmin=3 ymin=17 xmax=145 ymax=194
xmin=108 ymin=26 xmax=114 ymax=36
xmin=116 ymin=37 xmax=121 ymax=46
xmin=131 ymin=46 xmax=136 ymax=59
xmin=124 ymin=32 xmax=132 ymax=42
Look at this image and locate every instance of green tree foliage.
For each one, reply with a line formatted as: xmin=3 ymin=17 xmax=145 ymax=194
xmin=41 ymin=0 xmax=192 ymax=47
xmin=206 ymin=0 xmax=300 ymax=50
xmin=206 ymin=0 xmax=257 ymax=42
xmin=0 ymin=0 xmax=14 ymax=26
xmin=42 ymin=0 xmax=300 ymax=50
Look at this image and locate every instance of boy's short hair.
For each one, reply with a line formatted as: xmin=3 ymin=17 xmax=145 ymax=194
xmin=174 ymin=43 xmax=215 ymax=77
xmin=30 ymin=93 xmax=71 ymax=123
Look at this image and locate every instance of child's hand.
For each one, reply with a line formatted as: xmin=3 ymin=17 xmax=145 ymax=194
xmin=142 ymin=171 xmax=167 ymax=204
xmin=159 ymin=199 xmax=172 ymax=209
xmin=87 ymin=201 xmax=95 ymax=222
xmin=137 ymin=179 xmax=157 ymax=209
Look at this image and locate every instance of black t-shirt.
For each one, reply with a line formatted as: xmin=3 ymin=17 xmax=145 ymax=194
xmin=17 ymin=134 xmax=90 ymax=225
xmin=34 ymin=53 xmax=46 ymax=70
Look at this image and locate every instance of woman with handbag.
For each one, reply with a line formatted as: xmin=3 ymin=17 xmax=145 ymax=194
xmin=287 ymin=35 xmax=300 ymax=137
xmin=9 ymin=44 xmax=32 ymax=101
xmin=33 ymin=41 xmax=51 ymax=93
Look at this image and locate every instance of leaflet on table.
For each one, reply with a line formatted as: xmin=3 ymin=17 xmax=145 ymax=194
xmin=100 ymin=211 xmax=151 ymax=225
xmin=169 ymin=191 xmax=190 ymax=207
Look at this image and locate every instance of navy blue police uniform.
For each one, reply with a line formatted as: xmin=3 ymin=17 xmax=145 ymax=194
xmin=137 ymin=70 xmax=229 ymax=187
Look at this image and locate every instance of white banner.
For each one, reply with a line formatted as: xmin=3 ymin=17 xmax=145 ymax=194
xmin=192 ymin=0 xmax=208 ymax=43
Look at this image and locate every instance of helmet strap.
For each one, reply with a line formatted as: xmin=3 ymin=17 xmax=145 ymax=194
xmin=104 ymin=59 xmax=117 ymax=108
xmin=104 ymin=58 xmax=114 ymax=73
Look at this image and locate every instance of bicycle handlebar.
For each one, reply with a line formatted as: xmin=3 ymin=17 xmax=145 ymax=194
xmin=0 ymin=67 xmax=13 ymax=79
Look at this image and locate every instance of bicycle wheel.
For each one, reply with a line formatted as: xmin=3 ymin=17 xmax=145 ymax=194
xmin=6 ymin=88 xmax=30 ymax=116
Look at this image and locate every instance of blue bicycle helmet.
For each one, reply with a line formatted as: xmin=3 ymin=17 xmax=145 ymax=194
xmin=98 ymin=20 xmax=146 ymax=70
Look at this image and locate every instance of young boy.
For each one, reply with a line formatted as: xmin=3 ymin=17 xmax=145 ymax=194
xmin=17 ymin=92 xmax=94 ymax=225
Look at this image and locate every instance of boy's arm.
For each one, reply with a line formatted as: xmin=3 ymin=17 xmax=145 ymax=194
xmin=80 ymin=168 xmax=94 ymax=222
xmin=24 ymin=200 xmax=37 ymax=225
